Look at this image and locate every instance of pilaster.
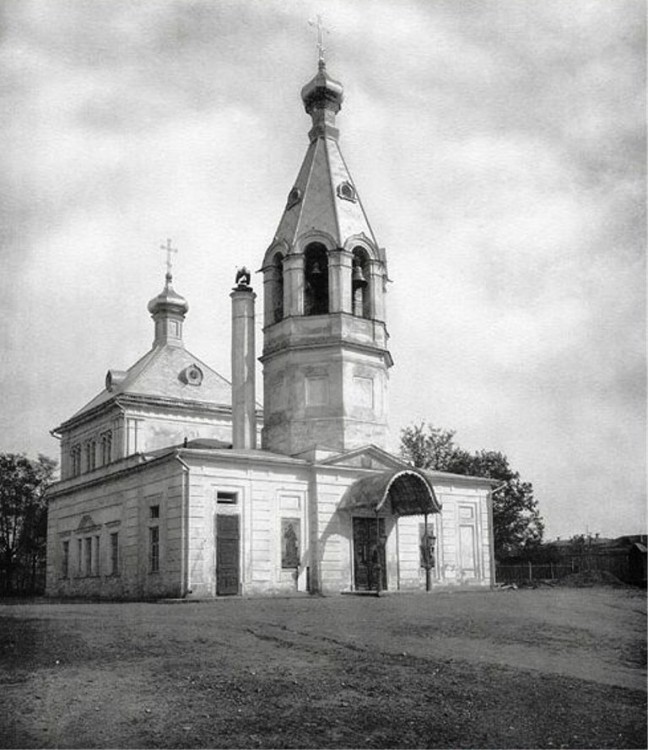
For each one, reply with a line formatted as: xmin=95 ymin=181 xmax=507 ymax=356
xmin=366 ymin=259 xmax=385 ymax=322
xmin=328 ymin=248 xmax=353 ymax=314
xmin=283 ymin=254 xmax=304 ymax=317
xmin=262 ymin=263 xmax=281 ymax=326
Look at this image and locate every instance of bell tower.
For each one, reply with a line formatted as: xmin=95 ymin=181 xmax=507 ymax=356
xmin=260 ymin=54 xmax=392 ymax=456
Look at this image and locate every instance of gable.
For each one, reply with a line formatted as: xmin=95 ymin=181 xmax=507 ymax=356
xmin=319 ymin=444 xmax=409 ymax=471
xmin=65 ymin=345 xmax=234 ymax=427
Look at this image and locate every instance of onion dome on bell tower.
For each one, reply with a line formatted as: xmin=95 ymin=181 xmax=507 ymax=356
xmin=301 ymin=59 xmax=344 ymax=142
xmin=147 ymin=241 xmax=188 ymax=348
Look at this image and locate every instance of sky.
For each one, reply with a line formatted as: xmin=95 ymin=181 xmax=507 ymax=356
xmin=1 ymin=0 xmax=645 ymax=540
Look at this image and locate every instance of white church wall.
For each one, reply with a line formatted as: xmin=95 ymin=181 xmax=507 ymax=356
xmin=434 ymin=484 xmax=492 ymax=587
xmin=180 ymin=455 xmax=311 ymax=597
xmin=316 ymin=474 xmax=351 ymax=594
xmin=125 ymin=407 xmax=233 ymax=455
xmin=46 ymin=457 xmax=186 ymax=599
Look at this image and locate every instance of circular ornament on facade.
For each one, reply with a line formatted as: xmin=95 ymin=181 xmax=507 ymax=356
xmin=337 ymin=181 xmax=356 ymax=202
xmin=182 ymin=364 xmax=203 ymax=386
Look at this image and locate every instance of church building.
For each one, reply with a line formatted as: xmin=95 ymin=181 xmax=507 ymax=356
xmin=45 ymin=53 xmax=496 ymax=599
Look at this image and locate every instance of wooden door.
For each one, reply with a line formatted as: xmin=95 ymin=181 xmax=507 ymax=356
xmin=216 ymin=514 xmax=240 ymax=596
xmin=353 ymin=517 xmax=387 ymax=591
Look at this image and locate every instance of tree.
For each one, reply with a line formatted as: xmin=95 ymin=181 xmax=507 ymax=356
xmin=0 ymin=453 xmax=56 ymax=595
xmin=400 ymin=422 xmax=544 ymax=560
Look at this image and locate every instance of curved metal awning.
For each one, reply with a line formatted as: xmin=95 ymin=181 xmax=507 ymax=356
xmin=339 ymin=469 xmax=441 ymax=516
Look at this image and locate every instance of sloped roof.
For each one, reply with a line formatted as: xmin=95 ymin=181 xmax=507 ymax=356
xmin=58 ymin=344 xmax=235 ymax=430
xmin=273 ymin=136 xmax=378 ymax=251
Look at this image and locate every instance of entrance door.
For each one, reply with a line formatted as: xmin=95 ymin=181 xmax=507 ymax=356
xmin=353 ymin=517 xmax=387 ymax=591
xmin=216 ymin=514 xmax=240 ymax=595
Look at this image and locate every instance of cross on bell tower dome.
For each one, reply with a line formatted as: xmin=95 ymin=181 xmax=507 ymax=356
xmin=260 ymin=48 xmax=392 ymax=457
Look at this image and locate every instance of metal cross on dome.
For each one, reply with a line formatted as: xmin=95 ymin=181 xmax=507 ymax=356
xmin=308 ymin=14 xmax=328 ymax=64
xmin=160 ymin=238 xmax=178 ymax=277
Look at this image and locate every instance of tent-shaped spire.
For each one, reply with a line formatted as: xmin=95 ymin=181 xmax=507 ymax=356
xmin=272 ymin=60 xmax=378 ymax=252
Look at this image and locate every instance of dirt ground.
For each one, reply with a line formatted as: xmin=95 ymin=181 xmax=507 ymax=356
xmin=0 ymin=587 xmax=645 ymax=749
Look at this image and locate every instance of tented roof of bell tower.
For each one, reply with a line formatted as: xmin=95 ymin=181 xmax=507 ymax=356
xmin=272 ymin=61 xmax=379 ymax=254
xmin=274 ymin=138 xmax=378 ymax=251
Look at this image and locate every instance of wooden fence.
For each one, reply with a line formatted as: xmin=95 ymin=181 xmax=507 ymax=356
xmin=496 ymin=553 xmax=632 ymax=585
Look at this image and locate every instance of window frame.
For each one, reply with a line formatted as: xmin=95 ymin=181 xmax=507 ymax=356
xmin=149 ymin=526 xmax=160 ymax=574
xmin=84 ymin=537 xmax=93 ymax=576
xmin=61 ymin=540 xmax=69 ymax=578
xmin=109 ymin=532 xmax=119 ymax=576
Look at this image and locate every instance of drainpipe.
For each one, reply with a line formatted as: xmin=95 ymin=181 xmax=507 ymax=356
xmin=374 ymin=509 xmax=382 ymax=597
xmin=175 ymin=453 xmax=191 ymax=598
xmin=424 ymin=512 xmax=431 ymax=592
xmin=488 ymin=482 xmax=507 ymax=589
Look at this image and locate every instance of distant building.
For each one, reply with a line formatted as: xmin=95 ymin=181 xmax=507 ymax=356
xmin=45 ymin=56 xmax=496 ymax=599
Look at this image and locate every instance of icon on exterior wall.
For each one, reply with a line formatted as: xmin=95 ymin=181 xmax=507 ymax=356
xmin=281 ymin=518 xmax=300 ymax=568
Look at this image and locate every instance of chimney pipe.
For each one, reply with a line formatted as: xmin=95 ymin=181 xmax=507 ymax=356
xmin=230 ymin=269 xmax=256 ymax=449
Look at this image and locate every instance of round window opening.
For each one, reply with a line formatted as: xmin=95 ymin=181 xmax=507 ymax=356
xmin=286 ymin=187 xmax=302 ymax=209
xmin=183 ymin=364 xmax=203 ymax=386
xmin=337 ymin=181 xmax=356 ymax=202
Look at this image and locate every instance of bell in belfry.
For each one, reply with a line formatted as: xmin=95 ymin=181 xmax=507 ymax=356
xmin=352 ymin=262 xmax=367 ymax=288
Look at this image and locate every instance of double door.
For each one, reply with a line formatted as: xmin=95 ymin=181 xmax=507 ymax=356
xmin=353 ymin=517 xmax=387 ymax=592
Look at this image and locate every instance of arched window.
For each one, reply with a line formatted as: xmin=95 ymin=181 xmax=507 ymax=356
xmin=352 ymin=248 xmax=370 ymax=319
xmin=273 ymin=253 xmax=284 ymax=323
xmin=101 ymin=432 xmax=112 ymax=466
xmin=70 ymin=445 xmax=81 ymax=478
xmin=304 ymin=243 xmax=329 ymax=316
xmin=85 ymin=440 xmax=96 ymax=473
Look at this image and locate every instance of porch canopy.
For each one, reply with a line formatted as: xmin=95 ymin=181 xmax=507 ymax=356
xmin=339 ymin=469 xmax=441 ymax=516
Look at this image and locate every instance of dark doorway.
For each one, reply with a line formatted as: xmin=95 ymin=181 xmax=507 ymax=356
xmin=353 ymin=517 xmax=387 ymax=591
xmin=216 ymin=514 xmax=240 ymax=595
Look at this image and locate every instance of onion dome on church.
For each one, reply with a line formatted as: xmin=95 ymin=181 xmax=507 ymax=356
xmin=147 ymin=272 xmax=189 ymax=317
xmin=147 ymin=272 xmax=189 ymax=348
xmin=301 ymin=60 xmax=344 ymax=107
xmin=301 ymin=60 xmax=344 ymax=140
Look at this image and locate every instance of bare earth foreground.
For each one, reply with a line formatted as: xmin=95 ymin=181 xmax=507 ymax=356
xmin=0 ymin=587 xmax=645 ymax=749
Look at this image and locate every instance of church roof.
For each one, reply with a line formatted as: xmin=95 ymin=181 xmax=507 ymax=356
xmin=271 ymin=62 xmax=378 ymax=254
xmin=57 ymin=344 xmax=233 ymax=432
xmin=273 ymin=137 xmax=378 ymax=251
